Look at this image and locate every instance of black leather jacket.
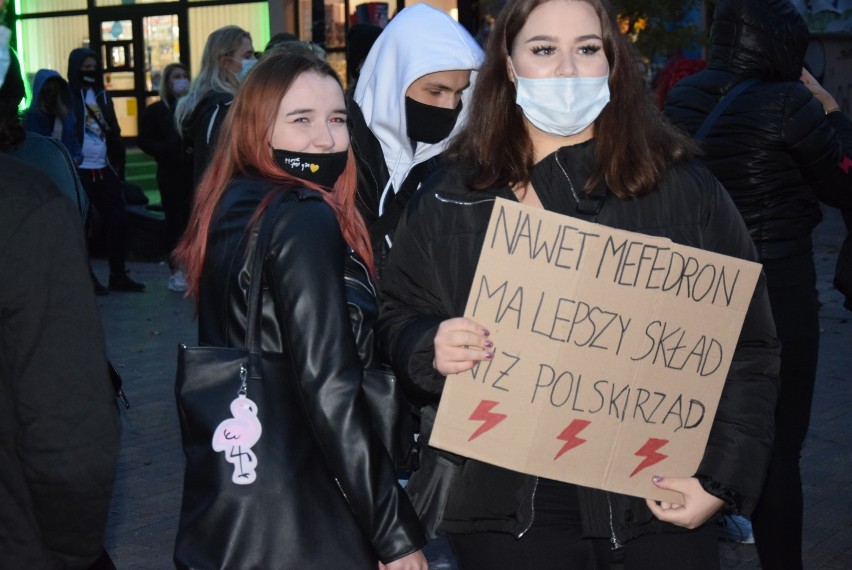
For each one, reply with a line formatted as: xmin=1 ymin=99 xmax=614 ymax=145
xmin=198 ymin=178 xmax=425 ymax=565
xmin=664 ymin=0 xmax=852 ymax=261
xmin=378 ymin=143 xmax=780 ymax=543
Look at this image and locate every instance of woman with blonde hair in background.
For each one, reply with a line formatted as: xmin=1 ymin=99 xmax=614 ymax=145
xmin=174 ymin=25 xmax=255 ymax=185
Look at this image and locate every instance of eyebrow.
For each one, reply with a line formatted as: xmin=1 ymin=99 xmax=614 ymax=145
xmin=524 ymin=33 xmax=602 ymax=43
xmin=422 ymin=81 xmax=471 ymax=92
xmin=285 ymin=108 xmax=348 ymax=116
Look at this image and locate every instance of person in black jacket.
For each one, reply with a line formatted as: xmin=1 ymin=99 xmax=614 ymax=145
xmin=174 ymin=25 xmax=254 ymax=188
xmin=377 ymin=1 xmax=780 ymax=568
xmin=138 ymin=62 xmax=193 ymax=292
xmin=67 ymin=47 xmax=144 ymax=293
xmin=347 ymin=4 xmax=484 ymax=283
xmin=663 ymin=1 xmax=852 ymax=567
xmin=172 ymin=50 xmax=427 ymax=569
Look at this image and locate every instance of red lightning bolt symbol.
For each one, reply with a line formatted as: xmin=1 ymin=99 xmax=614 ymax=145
xmin=839 ymin=156 xmax=852 ymax=175
xmin=630 ymin=438 xmax=669 ymax=477
xmin=468 ymin=400 xmax=508 ymax=441
xmin=554 ymin=419 xmax=591 ymax=460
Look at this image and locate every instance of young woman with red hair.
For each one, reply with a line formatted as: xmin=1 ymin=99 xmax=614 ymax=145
xmin=173 ymin=50 xmax=427 ymax=569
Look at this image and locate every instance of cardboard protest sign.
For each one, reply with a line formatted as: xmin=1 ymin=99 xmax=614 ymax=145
xmin=429 ymin=198 xmax=762 ymax=503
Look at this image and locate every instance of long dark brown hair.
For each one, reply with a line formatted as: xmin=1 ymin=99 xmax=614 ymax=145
xmin=174 ymin=50 xmax=373 ymax=301
xmin=446 ymin=0 xmax=697 ymax=198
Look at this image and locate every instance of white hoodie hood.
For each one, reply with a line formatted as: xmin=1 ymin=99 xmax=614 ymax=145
xmin=354 ymin=3 xmax=484 ymax=195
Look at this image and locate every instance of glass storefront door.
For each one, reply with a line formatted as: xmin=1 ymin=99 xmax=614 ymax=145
xmin=94 ymin=8 xmax=185 ymax=139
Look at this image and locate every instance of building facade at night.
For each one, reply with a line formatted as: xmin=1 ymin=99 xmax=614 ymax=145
xmin=8 ymin=0 xmax=501 ymax=139
xmin=6 ymin=1 xmax=849 ymax=141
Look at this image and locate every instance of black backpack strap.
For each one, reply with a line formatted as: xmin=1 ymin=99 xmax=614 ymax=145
xmin=694 ymin=78 xmax=759 ymax=142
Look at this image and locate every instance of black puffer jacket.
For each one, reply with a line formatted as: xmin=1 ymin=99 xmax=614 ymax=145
xmin=196 ymin=179 xmax=425 ymax=566
xmin=664 ymin=0 xmax=852 ymax=260
xmin=378 ymin=142 xmax=780 ymax=543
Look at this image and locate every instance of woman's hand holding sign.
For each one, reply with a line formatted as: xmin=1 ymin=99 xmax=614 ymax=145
xmin=433 ymin=317 xmax=494 ymax=375
xmin=645 ymin=476 xmax=725 ymax=529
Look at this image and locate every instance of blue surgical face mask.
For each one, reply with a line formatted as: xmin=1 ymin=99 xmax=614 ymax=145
xmin=235 ymin=57 xmax=257 ymax=82
xmin=171 ymin=77 xmax=190 ymax=96
xmin=510 ymin=58 xmax=610 ymax=137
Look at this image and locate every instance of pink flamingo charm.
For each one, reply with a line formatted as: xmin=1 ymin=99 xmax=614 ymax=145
xmin=212 ymin=394 xmax=263 ymax=485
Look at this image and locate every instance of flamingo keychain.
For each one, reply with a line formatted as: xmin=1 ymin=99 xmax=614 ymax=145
xmin=212 ymin=364 xmax=263 ymax=485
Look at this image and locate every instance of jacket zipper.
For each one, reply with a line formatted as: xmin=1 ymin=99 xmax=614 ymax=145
xmin=343 ymin=274 xmax=373 ymax=297
xmin=607 ymin=493 xmax=623 ymax=550
xmin=517 ymin=477 xmax=538 ymax=538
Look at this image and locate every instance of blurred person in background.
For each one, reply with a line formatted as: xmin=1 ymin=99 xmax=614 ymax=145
xmin=0 ymin=48 xmax=120 ymax=570
xmin=138 ymin=62 xmax=193 ymax=292
xmin=664 ymin=0 xmax=852 ymax=567
xmin=26 ymin=68 xmax=83 ymax=164
xmin=68 ymin=47 xmax=144 ymax=293
xmin=174 ymin=25 xmax=254 ymax=186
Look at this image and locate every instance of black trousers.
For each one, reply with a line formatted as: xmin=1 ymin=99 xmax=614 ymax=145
xmin=447 ymin=480 xmax=719 ymax=570
xmin=751 ymin=252 xmax=820 ymax=570
xmin=591 ymin=525 xmax=719 ymax=570
xmin=79 ymin=167 xmax=128 ymax=276
xmin=156 ymin=166 xmax=192 ymax=259
xmin=447 ymin=480 xmax=593 ymax=570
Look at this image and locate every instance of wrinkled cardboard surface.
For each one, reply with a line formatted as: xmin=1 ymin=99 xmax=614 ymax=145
xmin=430 ymin=199 xmax=761 ymax=503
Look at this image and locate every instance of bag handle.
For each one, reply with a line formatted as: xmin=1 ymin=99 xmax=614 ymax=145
xmin=244 ymin=194 xmax=284 ymax=381
xmin=694 ymin=78 xmax=759 ymax=142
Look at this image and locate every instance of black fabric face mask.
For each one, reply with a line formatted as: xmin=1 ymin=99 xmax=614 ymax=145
xmin=80 ymin=70 xmax=99 ymax=85
xmin=405 ymin=96 xmax=462 ymax=144
xmin=272 ymin=149 xmax=348 ymax=189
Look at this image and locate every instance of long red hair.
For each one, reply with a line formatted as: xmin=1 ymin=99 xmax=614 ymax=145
xmin=174 ymin=50 xmax=374 ymax=301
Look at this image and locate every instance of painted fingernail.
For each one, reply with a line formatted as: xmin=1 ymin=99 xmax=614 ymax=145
xmin=483 ymin=329 xmax=491 ymax=337
xmin=484 ymin=340 xmax=494 ymax=348
xmin=652 ymin=476 xmax=663 ymax=483
xmin=485 ymin=352 xmax=494 ymax=359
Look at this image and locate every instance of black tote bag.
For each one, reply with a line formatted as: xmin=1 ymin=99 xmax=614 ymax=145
xmin=173 ymin=200 xmax=376 ymax=570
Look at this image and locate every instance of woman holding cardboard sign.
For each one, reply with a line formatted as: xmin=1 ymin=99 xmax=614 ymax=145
xmin=377 ymin=0 xmax=780 ymax=568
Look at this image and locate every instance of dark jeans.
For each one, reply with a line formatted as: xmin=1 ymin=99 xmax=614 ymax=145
xmin=156 ymin=167 xmax=192 ymax=260
xmin=79 ymin=167 xmax=128 ymax=276
xmin=447 ymin=480 xmax=593 ymax=570
xmin=592 ymin=524 xmax=720 ymax=570
xmin=447 ymin=480 xmax=719 ymax=570
xmin=751 ymin=252 xmax=820 ymax=570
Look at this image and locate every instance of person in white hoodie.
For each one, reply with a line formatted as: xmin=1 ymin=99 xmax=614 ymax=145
xmin=348 ymin=3 xmax=484 ymax=281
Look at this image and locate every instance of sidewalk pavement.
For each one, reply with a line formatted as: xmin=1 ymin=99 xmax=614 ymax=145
xmin=96 ymin=207 xmax=851 ymax=570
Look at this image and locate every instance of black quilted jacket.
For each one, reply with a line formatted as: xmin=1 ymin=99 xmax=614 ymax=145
xmin=664 ymin=0 xmax=852 ymax=260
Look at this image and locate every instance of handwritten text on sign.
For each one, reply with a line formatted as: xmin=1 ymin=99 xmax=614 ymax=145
xmin=429 ymin=199 xmax=761 ymax=503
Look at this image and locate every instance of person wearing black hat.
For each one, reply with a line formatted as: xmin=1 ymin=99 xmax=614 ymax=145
xmin=346 ymin=22 xmax=382 ymax=89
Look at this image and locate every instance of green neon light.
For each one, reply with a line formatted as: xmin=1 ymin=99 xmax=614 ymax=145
xmin=12 ymin=0 xmax=30 ymax=111
xmin=14 ymin=17 xmax=29 ymax=110
xmin=259 ymin=3 xmax=270 ymax=52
